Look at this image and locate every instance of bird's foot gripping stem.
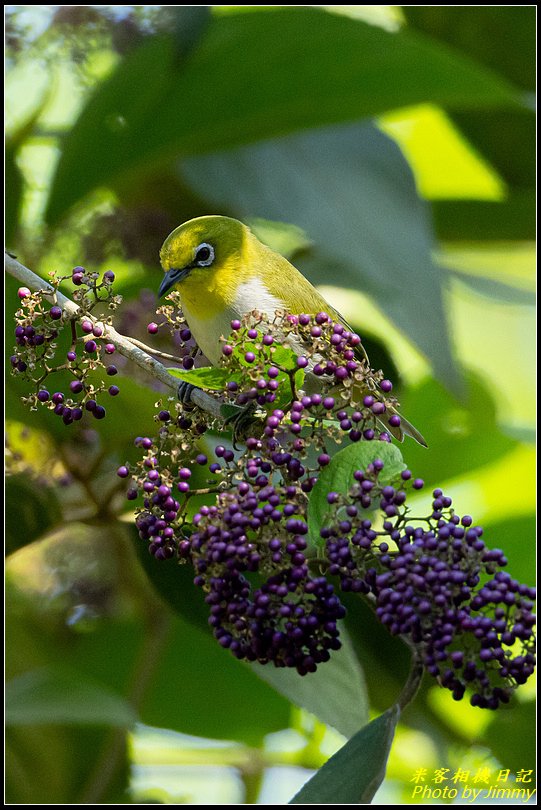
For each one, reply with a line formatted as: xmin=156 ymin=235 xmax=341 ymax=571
xmin=177 ymin=380 xmax=197 ymax=406
xmin=223 ymin=401 xmax=261 ymax=449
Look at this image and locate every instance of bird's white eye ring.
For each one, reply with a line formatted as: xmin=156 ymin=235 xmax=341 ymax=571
xmin=194 ymin=243 xmax=215 ymax=267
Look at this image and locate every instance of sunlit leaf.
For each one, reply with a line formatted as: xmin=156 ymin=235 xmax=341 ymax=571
xmin=45 ymin=8 xmax=521 ymax=225
xmin=167 ymin=365 xmax=229 ymax=390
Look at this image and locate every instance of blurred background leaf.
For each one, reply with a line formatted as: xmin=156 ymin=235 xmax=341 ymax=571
xmin=5 ymin=5 xmax=535 ymax=805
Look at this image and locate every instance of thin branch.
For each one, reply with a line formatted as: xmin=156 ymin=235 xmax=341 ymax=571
xmin=5 ymin=253 xmax=223 ymax=419
xmin=118 ymin=334 xmax=183 ymax=363
xmin=396 ymin=645 xmax=424 ymax=712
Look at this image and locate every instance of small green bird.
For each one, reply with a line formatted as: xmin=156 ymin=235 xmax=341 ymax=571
xmin=159 ymin=215 xmax=426 ymax=445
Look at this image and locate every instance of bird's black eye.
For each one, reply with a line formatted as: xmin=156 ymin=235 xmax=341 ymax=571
xmin=194 ymin=242 xmax=215 ymax=267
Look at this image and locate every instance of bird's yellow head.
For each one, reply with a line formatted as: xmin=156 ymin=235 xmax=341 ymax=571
xmin=158 ymin=215 xmax=251 ymax=307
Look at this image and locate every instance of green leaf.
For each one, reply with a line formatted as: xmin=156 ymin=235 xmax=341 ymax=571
xmin=290 ymin=706 xmax=399 ymax=804
xmin=6 ymin=665 xmax=137 ymax=727
xmin=181 ymin=122 xmax=461 ymax=391
xmin=45 ymin=8 xmax=521 ymax=225
xmin=272 ymin=344 xmax=302 ymax=371
xmin=449 ymin=108 xmax=535 ymax=191
xmin=433 ymin=192 xmax=535 ymax=242
xmin=404 ymin=7 xmax=535 ymax=92
xmin=166 ymin=365 xmax=229 ymax=390
xmin=308 ymin=443 xmax=406 ymax=546
xmin=252 ymin=627 xmax=368 ymax=739
xmin=248 ymin=218 xmax=313 ymax=260
xmin=6 ymin=475 xmax=62 ymax=555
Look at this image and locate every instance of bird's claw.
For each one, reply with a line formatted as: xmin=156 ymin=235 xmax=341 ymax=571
xmin=177 ymin=381 xmax=196 ymax=406
xmin=224 ymin=401 xmax=260 ymax=449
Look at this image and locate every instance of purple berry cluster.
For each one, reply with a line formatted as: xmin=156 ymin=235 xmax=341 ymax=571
xmin=12 ymin=269 xmax=121 ymax=424
xmin=323 ymin=465 xmax=536 ymax=708
xmin=216 ymin=312 xmax=399 ymax=439
xmin=118 ymin=310 xmax=535 ymax=701
xmin=190 ymin=484 xmax=345 ymax=673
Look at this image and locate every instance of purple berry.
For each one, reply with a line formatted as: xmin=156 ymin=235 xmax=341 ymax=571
xmin=18 ymin=287 xmax=31 ymax=299
xmin=117 ymin=466 xmax=129 ymax=478
xmin=147 ymin=322 xmax=159 ymax=334
xmin=49 ymin=306 xmax=62 ymax=320
xmin=37 ymin=390 xmax=50 ymax=402
xmin=108 ymin=385 xmax=120 ymax=396
xmin=84 ymin=340 xmax=97 ymax=353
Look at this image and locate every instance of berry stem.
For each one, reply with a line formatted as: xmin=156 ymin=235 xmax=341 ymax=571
xmin=396 ymin=646 xmax=424 ymax=712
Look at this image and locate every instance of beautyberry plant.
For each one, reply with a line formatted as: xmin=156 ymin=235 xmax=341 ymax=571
xmin=11 ymin=272 xmax=536 ymax=709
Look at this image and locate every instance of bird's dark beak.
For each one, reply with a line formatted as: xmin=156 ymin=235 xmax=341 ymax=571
xmin=158 ymin=267 xmax=191 ymax=298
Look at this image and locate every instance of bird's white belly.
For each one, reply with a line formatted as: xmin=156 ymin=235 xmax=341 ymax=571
xmin=182 ymin=279 xmax=285 ymax=365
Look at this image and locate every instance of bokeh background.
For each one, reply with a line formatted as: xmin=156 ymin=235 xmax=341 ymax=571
xmin=5 ymin=6 xmax=535 ymax=804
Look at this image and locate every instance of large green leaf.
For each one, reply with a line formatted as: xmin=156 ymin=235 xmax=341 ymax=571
xmin=6 ymin=665 xmax=137 ymax=727
xmin=404 ymin=7 xmax=535 ymax=93
xmin=308 ymin=442 xmax=405 ymax=547
xmin=290 ymin=706 xmax=399 ymax=804
xmin=433 ymin=192 xmax=535 ymax=242
xmin=252 ymin=627 xmax=369 ymax=739
xmin=45 ymin=7 xmax=521 ymax=225
xmin=404 ymin=7 xmax=535 ymax=242
xmin=181 ymin=122 xmax=460 ymax=389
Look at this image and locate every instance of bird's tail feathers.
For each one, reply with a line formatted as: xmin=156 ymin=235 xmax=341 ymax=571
xmin=381 ymin=406 xmax=427 ymax=448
